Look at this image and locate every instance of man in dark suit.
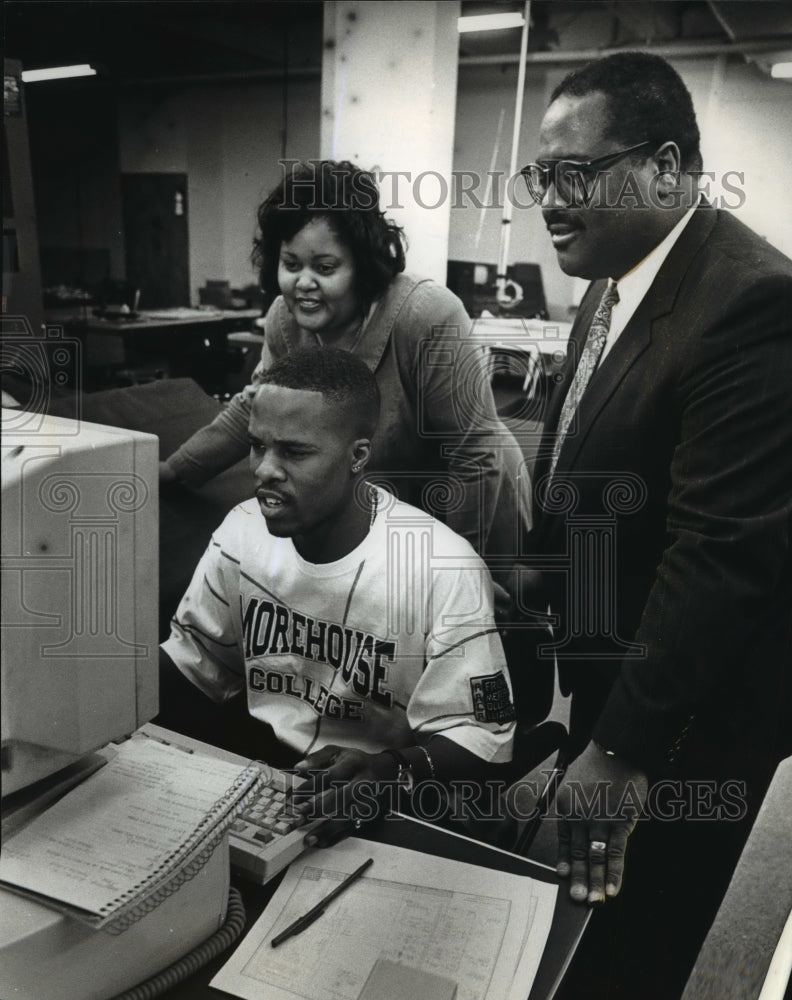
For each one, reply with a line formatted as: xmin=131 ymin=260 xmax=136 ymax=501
xmin=519 ymin=52 xmax=792 ymax=997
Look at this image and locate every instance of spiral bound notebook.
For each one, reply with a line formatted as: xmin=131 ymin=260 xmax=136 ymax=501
xmin=0 ymin=732 xmax=262 ymax=931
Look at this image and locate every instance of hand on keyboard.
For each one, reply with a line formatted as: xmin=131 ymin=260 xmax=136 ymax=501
xmin=290 ymin=745 xmax=398 ymax=848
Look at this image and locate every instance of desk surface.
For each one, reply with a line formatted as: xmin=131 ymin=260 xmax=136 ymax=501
xmin=474 ymin=317 xmax=573 ymax=356
xmin=47 ymin=306 xmax=261 ymax=333
xmin=161 ymin=816 xmax=589 ymax=1000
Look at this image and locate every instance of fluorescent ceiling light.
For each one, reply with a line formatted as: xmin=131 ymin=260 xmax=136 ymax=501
xmin=458 ymin=13 xmax=525 ymax=33
xmin=21 ymin=64 xmax=96 ymax=83
xmin=770 ymin=62 xmax=792 ymax=79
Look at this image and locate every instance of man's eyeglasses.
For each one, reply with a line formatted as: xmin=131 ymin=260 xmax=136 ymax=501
xmin=520 ymin=141 xmax=652 ymax=205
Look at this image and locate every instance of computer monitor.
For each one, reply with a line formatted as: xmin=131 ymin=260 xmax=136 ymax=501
xmin=0 ymin=409 xmax=230 ymax=1000
xmin=1 ymin=408 xmax=159 ymax=799
xmin=446 ymin=260 xmax=548 ymax=319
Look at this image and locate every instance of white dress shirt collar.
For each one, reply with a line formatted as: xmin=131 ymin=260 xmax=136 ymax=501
xmin=600 ymin=196 xmax=701 ymax=362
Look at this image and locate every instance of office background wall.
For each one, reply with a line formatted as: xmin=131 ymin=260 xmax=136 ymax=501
xmin=20 ymin=10 xmax=792 ymax=314
xmin=25 ymin=77 xmax=322 ymax=301
xmin=111 ymin=52 xmax=792 ymax=314
xmin=27 ymin=84 xmax=126 ymax=288
xmin=112 ymin=52 xmax=792 ymax=313
xmin=117 ymin=80 xmax=320 ymax=298
xmin=321 ymin=0 xmax=460 ymax=286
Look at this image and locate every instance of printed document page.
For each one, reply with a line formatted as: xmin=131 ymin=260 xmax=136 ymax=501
xmin=212 ymin=837 xmax=557 ymax=1000
xmin=0 ymin=734 xmax=251 ymax=919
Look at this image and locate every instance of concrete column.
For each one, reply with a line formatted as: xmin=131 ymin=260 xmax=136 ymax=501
xmin=321 ymin=1 xmax=460 ymax=284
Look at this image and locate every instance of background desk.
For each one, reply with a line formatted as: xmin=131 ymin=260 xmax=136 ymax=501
xmin=475 ymin=317 xmax=572 ymax=422
xmin=46 ymin=307 xmax=261 ymax=394
xmin=474 ymin=317 xmax=572 ymax=362
xmin=161 ymin=816 xmax=589 ymax=1000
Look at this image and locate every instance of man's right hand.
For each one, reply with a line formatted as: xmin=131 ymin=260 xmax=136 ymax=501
xmin=289 ymin=745 xmax=397 ymax=848
xmin=554 ymin=741 xmax=648 ymax=905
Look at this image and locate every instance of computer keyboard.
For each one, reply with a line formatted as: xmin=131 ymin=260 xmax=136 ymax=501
xmin=138 ymin=723 xmax=320 ymax=885
xmin=227 ymin=764 xmax=321 ymax=884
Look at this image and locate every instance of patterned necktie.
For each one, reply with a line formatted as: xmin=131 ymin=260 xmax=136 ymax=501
xmin=549 ymin=281 xmax=619 ymax=478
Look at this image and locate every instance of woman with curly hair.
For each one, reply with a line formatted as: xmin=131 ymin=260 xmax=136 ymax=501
xmin=163 ymin=160 xmax=530 ymax=584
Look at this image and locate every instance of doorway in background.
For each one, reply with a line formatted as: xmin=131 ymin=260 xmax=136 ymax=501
xmin=121 ymin=173 xmax=190 ymax=308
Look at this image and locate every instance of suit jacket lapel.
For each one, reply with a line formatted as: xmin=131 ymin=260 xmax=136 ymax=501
xmin=551 ymin=203 xmax=719 ymax=478
xmin=532 ymin=203 xmax=718 ymax=540
xmin=558 ymin=294 xmax=654 ymax=474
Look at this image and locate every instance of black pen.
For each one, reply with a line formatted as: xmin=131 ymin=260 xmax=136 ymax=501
xmin=271 ymin=857 xmax=374 ymax=948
